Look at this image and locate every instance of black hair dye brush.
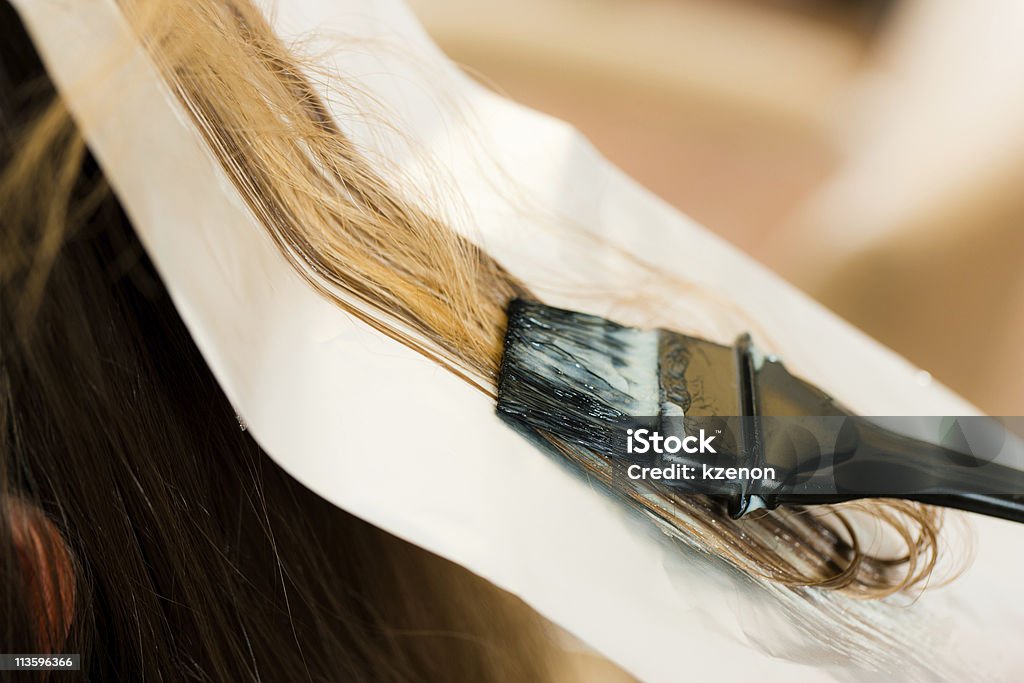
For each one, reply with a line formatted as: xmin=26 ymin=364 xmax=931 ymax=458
xmin=496 ymin=299 xmax=1024 ymax=524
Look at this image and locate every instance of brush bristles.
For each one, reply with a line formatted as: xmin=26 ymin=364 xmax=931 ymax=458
xmin=497 ymin=300 xmax=660 ymax=454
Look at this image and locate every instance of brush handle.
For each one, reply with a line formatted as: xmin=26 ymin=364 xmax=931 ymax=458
xmin=906 ymin=493 xmax=1024 ymax=524
xmin=771 ymin=492 xmax=1024 ymax=524
xmin=770 ymin=418 xmax=1024 ymax=524
xmin=736 ymin=341 xmax=1024 ymax=524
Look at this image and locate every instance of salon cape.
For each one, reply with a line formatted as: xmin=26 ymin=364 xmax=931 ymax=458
xmin=13 ymin=1 xmax=1023 ymax=681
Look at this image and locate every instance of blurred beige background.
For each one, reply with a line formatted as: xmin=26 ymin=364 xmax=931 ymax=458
xmin=409 ymin=0 xmax=1024 ymax=416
